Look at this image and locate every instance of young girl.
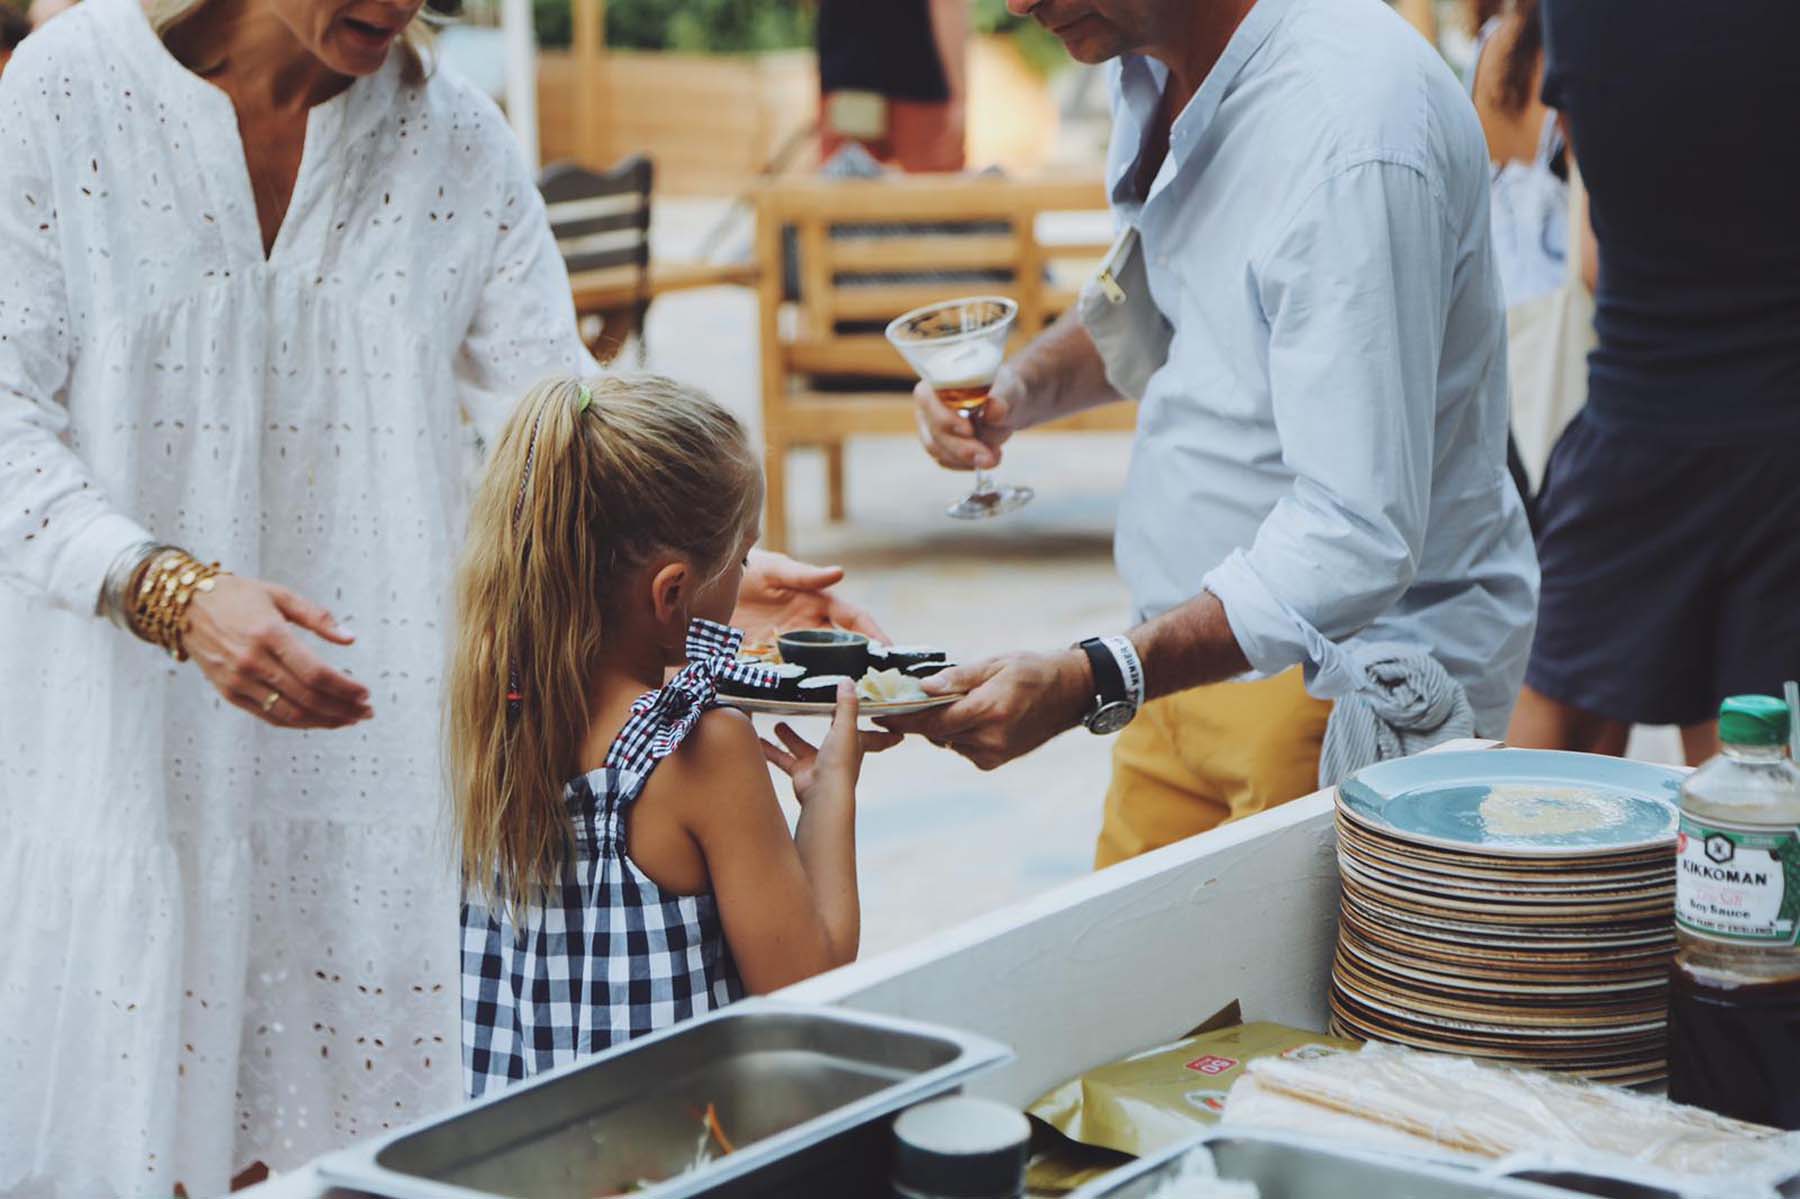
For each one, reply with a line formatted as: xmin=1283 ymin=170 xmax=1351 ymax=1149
xmin=448 ymin=374 xmax=892 ymax=1097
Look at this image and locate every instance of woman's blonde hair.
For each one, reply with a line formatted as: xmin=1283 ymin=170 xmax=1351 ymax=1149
xmin=447 ymin=375 xmax=762 ymax=908
xmin=145 ymin=0 xmax=435 ymax=84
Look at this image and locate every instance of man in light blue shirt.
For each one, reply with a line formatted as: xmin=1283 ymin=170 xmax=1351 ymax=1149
xmin=893 ymin=0 xmax=1538 ymax=863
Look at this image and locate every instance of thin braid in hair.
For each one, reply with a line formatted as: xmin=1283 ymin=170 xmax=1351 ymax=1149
xmin=505 ymin=382 xmax=594 ymax=720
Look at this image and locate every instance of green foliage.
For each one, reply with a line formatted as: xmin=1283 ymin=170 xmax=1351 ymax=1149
xmin=529 ymin=0 xmax=1065 ymax=73
xmin=532 ymin=0 xmax=569 ymax=48
xmin=969 ymin=0 xmax=1024 ymax=33
xmin=532 ymin=0 xmax=572 ymax=49
xmin=532 ymin=0 xmax=815 ymax=53
xmin=969 ymin=0 xmax=1067 ymax=75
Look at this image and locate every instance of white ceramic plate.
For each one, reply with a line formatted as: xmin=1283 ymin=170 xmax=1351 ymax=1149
xmin=720 ymin=694 xmax=961 ymax=718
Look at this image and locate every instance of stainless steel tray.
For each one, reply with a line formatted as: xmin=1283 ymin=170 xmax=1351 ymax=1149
xmin=315 ymin=999 xmax=1009 ymax=1199
xmin=1067 ymin=1132 xmax=1591 ymax=1199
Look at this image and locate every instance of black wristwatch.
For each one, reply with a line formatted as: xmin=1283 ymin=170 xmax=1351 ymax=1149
xmin=1076 ymin=637 xmax=1138 ymax=735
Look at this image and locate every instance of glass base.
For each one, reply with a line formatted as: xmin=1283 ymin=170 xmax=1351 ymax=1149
xmin=946 ymin=483 xmax=1034 ymax=520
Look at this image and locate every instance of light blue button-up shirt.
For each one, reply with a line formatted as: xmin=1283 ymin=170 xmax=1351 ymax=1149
xmin=1107 ymin=0 xmax=1539 ymax=735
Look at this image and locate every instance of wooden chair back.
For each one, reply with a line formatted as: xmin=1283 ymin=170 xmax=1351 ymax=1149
xmin=759 ymin=174 xmax=1113 ymax=388
xmin=541 ymin=155 xmax=654 ymax=363
xmin=753 ymin=173 xmax=1132 ymax=551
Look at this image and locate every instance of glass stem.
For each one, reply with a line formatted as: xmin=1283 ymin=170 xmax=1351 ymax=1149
xmin=969 ymin=408 xmax=995 ymax=495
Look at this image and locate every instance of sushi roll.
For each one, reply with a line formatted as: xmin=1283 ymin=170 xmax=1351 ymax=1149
xmin=885 ymin=645 xmax=947 ymax=672
xmin=866 ymin=644 xmax=891 ymax=668
xmin=797 ymin=675 xmax=854 ymax=705
xmin=903 ymin=659 xmax=956 ymax=681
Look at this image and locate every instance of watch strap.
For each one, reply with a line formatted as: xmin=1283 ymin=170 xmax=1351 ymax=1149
xmin=1079 ymin=637 xmax=1128 ymax=708
xmin=1100 ymin=634 xmax=1146 ymax=710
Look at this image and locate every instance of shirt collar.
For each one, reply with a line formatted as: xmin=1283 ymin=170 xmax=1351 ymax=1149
xmin=1110 ymin=0 xmax=1302 ymax=200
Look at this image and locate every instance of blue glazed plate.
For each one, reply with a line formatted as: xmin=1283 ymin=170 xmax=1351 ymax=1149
xmin=1337 ymin=750 xmax=1683 ymax=858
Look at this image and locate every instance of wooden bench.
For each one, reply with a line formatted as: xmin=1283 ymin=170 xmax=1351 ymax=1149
xmin=754 ymin=174 xmax=1137 ymax=553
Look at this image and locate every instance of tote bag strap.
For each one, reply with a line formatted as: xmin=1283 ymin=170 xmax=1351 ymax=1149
xmin=1564 ymin=155 xmax=1588 ymax=291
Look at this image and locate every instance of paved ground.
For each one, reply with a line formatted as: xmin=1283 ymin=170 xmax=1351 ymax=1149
xmin=633 ymin=198 xmax=1687 ymax=958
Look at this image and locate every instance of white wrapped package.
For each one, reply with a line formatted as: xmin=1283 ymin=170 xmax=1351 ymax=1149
xmin=1221 ymin=1043 xmax=1800 ymax=1198
xmin=1223 ymin=1073 xmax=1458 ymax=1162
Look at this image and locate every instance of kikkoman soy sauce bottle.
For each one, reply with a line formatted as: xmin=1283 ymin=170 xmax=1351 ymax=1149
xmin=1669 ymin=694 xmax=1800 ymax=1128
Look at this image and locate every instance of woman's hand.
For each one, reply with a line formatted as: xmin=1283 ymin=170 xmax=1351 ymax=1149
xmin=734 ymin=549 xmax=890 ymax=642
xmin=183 ymin=575 xmax=374 ymax=729
xmin=760 ymin=683 xmax=900 ymax=806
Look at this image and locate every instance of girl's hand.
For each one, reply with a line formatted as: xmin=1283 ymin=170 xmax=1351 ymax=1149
xmin=184 ymin=575 xmax=374 ymax=729
xmin=760 ymin=682 xmax=900 ymax=805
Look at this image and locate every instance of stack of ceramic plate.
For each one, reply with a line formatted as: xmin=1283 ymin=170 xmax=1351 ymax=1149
xmin=1329 ymin=750 xmax=1684 ymax=1084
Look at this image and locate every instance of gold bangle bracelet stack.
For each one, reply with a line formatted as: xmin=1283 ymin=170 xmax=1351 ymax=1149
xmin=131 ymin=549 xmax=224 ymax=661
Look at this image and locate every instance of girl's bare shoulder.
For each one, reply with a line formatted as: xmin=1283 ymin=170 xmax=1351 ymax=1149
xmin=648 ymin=707 xmax=776 ymax=825
xmin=674 ymin=705 xmax=761 ymax=762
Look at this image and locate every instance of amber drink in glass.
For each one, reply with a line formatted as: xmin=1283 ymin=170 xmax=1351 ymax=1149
xmin=886 ymin=296 xmax=1032 ymax=519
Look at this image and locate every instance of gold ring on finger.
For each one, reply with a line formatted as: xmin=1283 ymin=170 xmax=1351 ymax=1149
xmin=261 ymin=689 xmax=282 ymax=714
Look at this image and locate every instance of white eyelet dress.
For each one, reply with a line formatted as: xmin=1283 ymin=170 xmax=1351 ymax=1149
xmin=0 ymin=2 xmax=590 ymax=1194
xmin=461 ymin=621 xmax=777 ymax=1099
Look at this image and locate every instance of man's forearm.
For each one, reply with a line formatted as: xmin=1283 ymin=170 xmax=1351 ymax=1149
xmin=897 ymin=591 xmax=1253 ymax=769
xmin=1010 ymin=309 xmax=1128 ymax=429
xmin=1126 ymin=590 xmax=1252 ymax=702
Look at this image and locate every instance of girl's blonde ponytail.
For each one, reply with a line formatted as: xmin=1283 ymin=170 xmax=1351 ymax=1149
xmin=447 ymin=375 xmax=760 ymax=908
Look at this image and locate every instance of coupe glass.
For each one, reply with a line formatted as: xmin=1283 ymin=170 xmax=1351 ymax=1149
xmin=885 ymin=296 xmax=1033 ymax=519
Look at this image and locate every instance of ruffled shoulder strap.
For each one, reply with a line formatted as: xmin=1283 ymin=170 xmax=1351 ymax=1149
xmin=603 ymin=619 xmax=775 ymax=773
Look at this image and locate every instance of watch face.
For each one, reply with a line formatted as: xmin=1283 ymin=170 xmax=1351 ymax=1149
xmin=1087 ymin=701 xmax=1137 ymax=735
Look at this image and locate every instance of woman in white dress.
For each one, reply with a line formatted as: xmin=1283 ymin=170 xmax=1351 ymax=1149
xmin=0 ymin=1 xmax=880 ymax=1194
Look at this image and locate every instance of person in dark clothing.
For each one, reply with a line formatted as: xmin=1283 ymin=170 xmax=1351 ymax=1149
xmin=816 ymin=0 xmax=965 ymax=171
xmin=818 ymin=0 xmax=948 ymax=102
xmin=1508 ymin=0 xmax=1800 ymax=764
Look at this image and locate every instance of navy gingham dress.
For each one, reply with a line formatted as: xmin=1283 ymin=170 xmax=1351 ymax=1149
xmin=460 ymin=620 xmax=776 ymax=1098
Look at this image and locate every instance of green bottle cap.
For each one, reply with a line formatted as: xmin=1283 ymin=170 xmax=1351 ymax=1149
xmin=1718 ymin=694 xmax=1790 ymax=746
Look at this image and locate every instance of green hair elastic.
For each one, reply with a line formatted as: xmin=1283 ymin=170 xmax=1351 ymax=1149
xmin=575 ymin=383 xmax=594 ymax=414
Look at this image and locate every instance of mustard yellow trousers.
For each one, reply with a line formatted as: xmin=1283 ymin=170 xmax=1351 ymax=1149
xmin=1095 ymin=669 xmax=1332 ymax=869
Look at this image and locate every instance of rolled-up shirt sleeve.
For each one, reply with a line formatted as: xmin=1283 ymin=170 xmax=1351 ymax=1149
xmin=1202 ymin=158 xmax=1452 ymax=678
xmin=0 ymin=61 xmax=153 ymax=615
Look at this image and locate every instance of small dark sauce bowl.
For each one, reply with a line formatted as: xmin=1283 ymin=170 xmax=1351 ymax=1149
xmin=778 ymin=629 xmax=871 ymax=680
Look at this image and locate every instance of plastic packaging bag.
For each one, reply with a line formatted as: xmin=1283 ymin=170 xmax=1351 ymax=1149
xmin=1222 ymin=1042 xmax=1800 ymax=1198
xmin=1027 ymin=1003 xmax=1357 ymax=1158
